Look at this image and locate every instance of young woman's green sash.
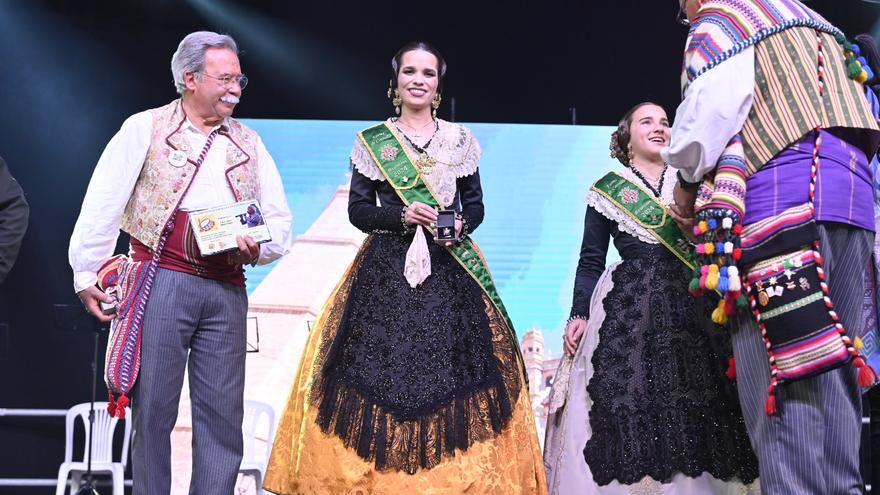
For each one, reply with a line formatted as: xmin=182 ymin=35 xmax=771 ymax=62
xmin=357 ymin=122 xmax=518 ymax=337
xmin=591 ymin=171 xmax=695 ymax=269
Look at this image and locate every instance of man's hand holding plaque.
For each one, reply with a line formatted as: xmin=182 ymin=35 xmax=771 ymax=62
xmin=231 ymin=234 xmax=261 ymax=266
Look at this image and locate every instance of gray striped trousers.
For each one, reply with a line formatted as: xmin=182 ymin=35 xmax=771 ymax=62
xmin=130 ymin=268 xmax=248 ymax=495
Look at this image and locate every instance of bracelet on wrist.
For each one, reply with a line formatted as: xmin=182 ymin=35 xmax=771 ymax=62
xmin=676 ymin=170 xmax=702 ymax=191
xmin=566 ymin=315 xmax=587 ymax=325
xmin=399 ymin=206 xmax=408 ymax=229
xmin=458 ymin=214 xmax=470 ymax=238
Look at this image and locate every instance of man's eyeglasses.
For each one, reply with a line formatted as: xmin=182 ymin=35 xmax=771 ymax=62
xmin=199 ymin=72 xmax=249 ymax=90
xmin=676 ymin=0 xmax=690 ymax=26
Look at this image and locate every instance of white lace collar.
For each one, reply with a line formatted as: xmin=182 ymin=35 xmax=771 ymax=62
xmin=349 ymin=119 xmax=481 ymax=207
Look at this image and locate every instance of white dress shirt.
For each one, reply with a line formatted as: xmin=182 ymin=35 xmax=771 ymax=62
xmin=661 ymin=46 xmax=756 ymax=183
xmin=69 ymin=110 xmax=292 ymax=293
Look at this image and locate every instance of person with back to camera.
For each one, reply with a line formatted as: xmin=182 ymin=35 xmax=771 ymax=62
xmin=665 ymin=0 xmax=880 ymax=492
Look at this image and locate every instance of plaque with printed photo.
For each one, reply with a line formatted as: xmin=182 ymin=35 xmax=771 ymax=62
xmin=188 ymin=200 xmax=272 ymax=256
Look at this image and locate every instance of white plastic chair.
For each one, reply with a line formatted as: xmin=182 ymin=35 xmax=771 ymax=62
xmin=55 ymin=401 xmax=131 ymax=495
xmin=239 ymin=399 xmax=276 ymax=493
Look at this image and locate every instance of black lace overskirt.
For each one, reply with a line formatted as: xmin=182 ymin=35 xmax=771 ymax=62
xmin=584 ymin=249 xmax=759 ymax=485
xmin=312 ymin=232 xmax=518 ymax=473
xmin=323 ymin=233 xmax=500 ymax=416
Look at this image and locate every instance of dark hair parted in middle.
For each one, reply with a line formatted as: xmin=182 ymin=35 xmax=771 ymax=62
xmin=609 ymin=101 xmax=661 ymax=166
xmin=390 ymin=41 xmax=447 ymax=92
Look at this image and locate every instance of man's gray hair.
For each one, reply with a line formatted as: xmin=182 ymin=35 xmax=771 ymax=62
xmin=170 ymin=31 xmax=239 ymax=94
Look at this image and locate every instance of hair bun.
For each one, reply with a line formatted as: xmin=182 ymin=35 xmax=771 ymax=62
xmin=609 ymin=130 xmax=627 ymax=164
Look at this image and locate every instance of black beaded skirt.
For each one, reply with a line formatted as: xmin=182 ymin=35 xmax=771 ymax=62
xmin=584 ymin=245 xmax=759 ymax=486
xmin=310 ymin=232 xmax=522 ymax=474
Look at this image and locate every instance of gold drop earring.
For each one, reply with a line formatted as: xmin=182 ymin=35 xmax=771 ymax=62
xmin=387 ymin=81 xmax=402 ymax=115
xmin=432 ymin=93 xmax=442 ymax=119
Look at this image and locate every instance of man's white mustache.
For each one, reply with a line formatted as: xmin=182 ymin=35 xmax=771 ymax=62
xmin=221 ymin=95 xmax=240 ymax=104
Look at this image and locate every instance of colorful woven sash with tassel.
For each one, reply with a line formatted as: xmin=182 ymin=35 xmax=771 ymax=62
xmin=97 ymin=249 xmax=161 ymax=418
xmin=94 ymin=128 xmax=220 ymax=418
xmin=743 ymin=127 xmax=876 ymax=415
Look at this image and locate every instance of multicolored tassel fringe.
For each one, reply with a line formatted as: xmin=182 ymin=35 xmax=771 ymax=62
xmin=837 ymin=33 xmax=875 ymax=84
xmin=689 ymin=140 xmax=749 ymax=325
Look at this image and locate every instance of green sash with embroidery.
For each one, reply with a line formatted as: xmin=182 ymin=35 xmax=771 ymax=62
xmin=357 ymin=122 xmax=517 ymax=334
xmin=591 ymin=172 xmax=695 ymax=269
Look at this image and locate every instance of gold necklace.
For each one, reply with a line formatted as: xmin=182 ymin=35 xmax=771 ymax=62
xmin=396 ymin=124 xmax=438 ymax=173
xmin=396 ymin=117 xmax=435 ymax=139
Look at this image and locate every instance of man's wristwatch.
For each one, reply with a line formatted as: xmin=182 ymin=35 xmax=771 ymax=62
xmin=677 ymin=170 xmax=702 ymax=191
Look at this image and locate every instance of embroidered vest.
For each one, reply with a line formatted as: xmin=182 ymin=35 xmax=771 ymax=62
xmin=742 ymin=27 xmax=879 ymax=172
xmin=120 ymin=99 xmax=261 ymax=250
xmin=683 ymin=0 xmax=879 ymax=173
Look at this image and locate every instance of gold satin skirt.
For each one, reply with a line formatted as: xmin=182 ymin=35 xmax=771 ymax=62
xmin=263 ymin=238 xmax=547 ymax=495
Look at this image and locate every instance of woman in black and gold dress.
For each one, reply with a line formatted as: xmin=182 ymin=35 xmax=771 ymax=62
xmin=263 ymin=41 xmax=546 ymax=494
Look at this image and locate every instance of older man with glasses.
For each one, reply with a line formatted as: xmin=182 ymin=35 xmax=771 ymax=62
xmin=68 ymin=31 xmax=292 ymax=494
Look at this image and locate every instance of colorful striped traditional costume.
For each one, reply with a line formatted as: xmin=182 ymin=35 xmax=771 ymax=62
xmin=664 ymin=0 xmax=880 ymax=492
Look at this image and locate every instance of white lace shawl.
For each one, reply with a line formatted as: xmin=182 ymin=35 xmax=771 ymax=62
xmin=585 ymin=165 xmax=677 ymax=244
xmin=349 ymin=119 xmax=481 ymax=207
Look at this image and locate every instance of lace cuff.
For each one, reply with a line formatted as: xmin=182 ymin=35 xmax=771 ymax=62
xmin=400 ymin=206 xmax=409 ymax=230
xmin=458 ymin=213 xmax=471 ymax=238
xmin=566 ymin=315 xmax=588 ymax=325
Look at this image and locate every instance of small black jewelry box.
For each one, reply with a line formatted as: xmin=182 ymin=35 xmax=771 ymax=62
xmin=436 ymin=210 xmax=457 ymax=241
